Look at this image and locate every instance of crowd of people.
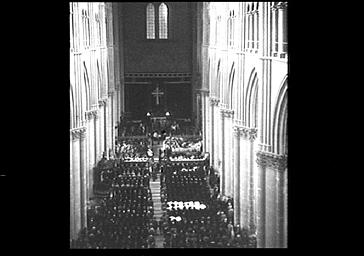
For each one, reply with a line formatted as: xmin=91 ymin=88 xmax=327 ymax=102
xmin=115 ymin=138 xmax=150 ymax=160
xmin=71 ymin=123 xmax=257 ymax=248
xmin=118 ymin=121 xmax=147 ymax=137
xmin=158 ymin=161 xmax=257 ymax=248
xmin=163 ymin=136 xmax=203 ymax=154
xmin=72 ymin=158 xmax=157 ymax=248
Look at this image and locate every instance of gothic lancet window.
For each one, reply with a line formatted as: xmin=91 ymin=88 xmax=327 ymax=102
xmin=159 ymin=3 xmax=168 ymax=39
xmin=146 ymin=3 xmax=155 ymax=39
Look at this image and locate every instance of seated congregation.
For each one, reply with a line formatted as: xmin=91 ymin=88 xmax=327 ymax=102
xmin=73 ymin=148 xmax=156 ymax=248
xmin=159 ymin=161 xmax=256 ymax=248
xmin=73 ymin=134 xmax=256 ymax=248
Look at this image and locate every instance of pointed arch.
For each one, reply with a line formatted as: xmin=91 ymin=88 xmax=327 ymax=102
xmin=83 ymin=62 xmax=91 ymax=111
xmin=215 ymin=59 xmax=221 ymax=98
xmin=245 ymin=68 xmax=258 ymax=127
xmin=227 ymin=62 xmax=235 ymax=108
xmin=96 ymin=60 xmax=102 ymax=100
xmin=70 ymin=84 xmax=75 ymax=129
xmin=273 ymin=76 xmax=288 ymax=155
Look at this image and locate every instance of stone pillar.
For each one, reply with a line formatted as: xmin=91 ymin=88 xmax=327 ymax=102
xmin=256 ymin=151 xmax=267 ymax=248
xmin=71 ymin=129 xmax=81 ymax=240
xmin=88 ymin=111 xmax=97 ymax=199
xmin=271 ymin=4 xmax=277 ymax=52
xmin=79 ymin=128 xmax=87 ymax=230
xmin=239 ymin=128 xmax=249 ymax=229
xmin=210 ymin=97 xmax=220 ymax=170
xmin=94 ymin=110 xmax=100 ymax=164
xmin=219 ymin=106 xmax=225 ymax=195
xmin=200 ymin=92 xmax=207 ymax=153
xmin=256 ymin=151 xmax=287 ymax=248
xmin=205 ymin=96 xmax=210 ymax=157
xmin=222 ymin=109 xmax=234 ymax=197
xmin=108 ymin=92 xmax=114 ymax=154
xmin=277 ymin=2 xmax=287 ymax=53
xmin=254 ymin=10 xmax=258 ymax=50
xmin=103 ymin=100 xmax=108 ymax=156
xmin=98 ymin=100 xmax=105 ymax=159
xmin=70 ymin=134 xmax=74 ymax=240
xmin=274 ymin=155 xmax=287 ymax=248
xmin=233 ymin=126 xmax=241 ymax=225
xmin=266 ymin=166 xmax=277 ymax=248
xmin=214 ymin=100 xmax=220 ymax=171
xmin=248 ymin=128 xmax=258 ymax=234
xmin=209 ymin=98 xmax=215 ymax=166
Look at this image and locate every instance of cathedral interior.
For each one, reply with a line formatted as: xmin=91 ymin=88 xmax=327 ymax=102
xmin=70 ymin=2 xmax=288 ymax=249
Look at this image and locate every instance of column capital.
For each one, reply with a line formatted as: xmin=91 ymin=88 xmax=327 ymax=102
xmin=221 ymin=108 xmax=234 ymax=118
xmin=85 ymin=110 xmax=97 ymax=121
xmin=256 ymin=151 xmax=287 ymax=171
xmin=209 ymin=96 xmax=220 ymax=106
xmin=233 ymin=125 xmax=241 ymax=137
xmin=93 ymin=111 xmax=99 ymax=120
xmin=239 ymin=127 xmax=248 ymax=139
xmin=71 ymin=127 xmax=86 ymax=141
xmin=238 ymin=127 xmax=257 ymax=141
xmin=98 ymin=99 xmax=107 ymax=107
xmin=248 ymin=127 xmax=258 ymax=142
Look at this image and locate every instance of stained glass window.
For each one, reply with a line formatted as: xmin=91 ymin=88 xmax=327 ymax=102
xmin=159 ymin=3 xmax=168 ymax=39
xmin=146 ymin=3 xmax=155 ymax=39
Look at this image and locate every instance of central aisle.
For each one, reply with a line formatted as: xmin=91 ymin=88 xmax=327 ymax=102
xmin=150 ymin=173 xmax=164 ymax=248
xmin=150 ymin=142 xmax=165 ymax=248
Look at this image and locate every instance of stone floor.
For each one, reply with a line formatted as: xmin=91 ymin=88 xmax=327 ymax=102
xmin=150 ymin=143 xmax=165 ymax=248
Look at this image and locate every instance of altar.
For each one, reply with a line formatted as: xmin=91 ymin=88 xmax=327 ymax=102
xmin=151 ymin=116 xmax=168 ymax=131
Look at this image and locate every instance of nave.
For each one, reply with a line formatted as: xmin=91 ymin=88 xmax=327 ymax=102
xmin=71 ymin=135 xmax=256 ymax=248
xmin=70 ymin=2 xmax=288 ymax=248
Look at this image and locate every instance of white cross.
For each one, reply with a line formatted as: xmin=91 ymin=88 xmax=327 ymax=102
xmin=152 ymin=86 xmax=164 ymax=105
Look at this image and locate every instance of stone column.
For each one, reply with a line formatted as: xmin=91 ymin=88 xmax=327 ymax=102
xmin=70 ymin=134 xmax=74 ymax=240
xmin=239 ymin=128 xmax=249 ymax=229
xmin=219 ymin=106 xmax=225 ymax=195
xmin=103 ymin=99 xmax=108 ymax=156
xmin=94 ymin=110 xmax=100 ymax=164
xmin=205 ymin=96 xmax=210 ymax=157
xmin=248 ymin=128 xmax=258 ymax=234
xmin=108 ymin=92 xmax=114 ymax=155
xmin=210 ymin=97 xmax=220 ymax=170
xmin=86 ymin=111 xmax=96 ymax=199
xmin=209 ymin=97 xmax=215 ymax=166
xmin=71 ymin=129 xmax=81 ymax=240
xmin=271 ymin=4 xmax=277 ymax=53
xmin=233 ymin=126 xmax=241 ymax=225
xmin=256 ymin=151 xmax=287 ymax=248
xmin=254 ymin=10 xmax=258 ymax=50
xmin=256 ymin=151 xmax=267 ymax=248
xmin=274 ymin=155 xmax=287 ymax=248
xmin=90 ymin=111 xmax=98 ymax=199
xmin=277 ymin=2 xmax=287 ymax=53
xmin=214 ymin=99 xmax=220 ymax=171
xmin=79 ymin=128 xmax=87 ymax=230
xmin=222 ymin=109 xmax=234 ymax=197
xmin=98 ymin=100 xmax=105 ymax=159
xmin=243 ymin=2 xmax=249 ymax=49
xmin=200 ymin=92 xmax=207 ymax=153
